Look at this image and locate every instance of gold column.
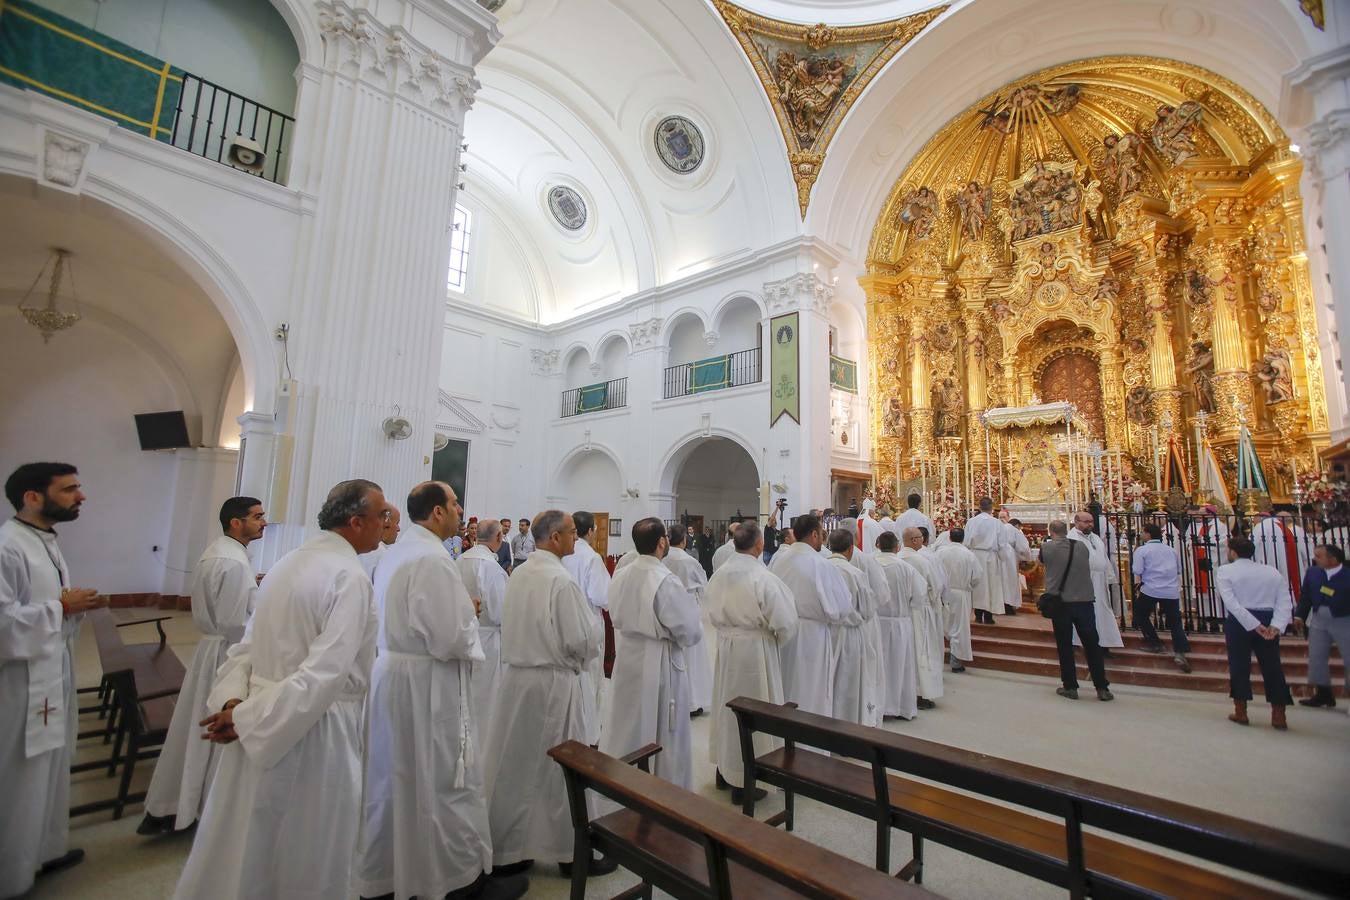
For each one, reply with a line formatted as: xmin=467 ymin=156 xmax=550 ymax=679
xmin=961 ymin=302 xmax=987 ymax=462
xmin=909 ymin=313 xmax=933 ymax=460
xmin=1142 ymin=270 xmax=1182 ymax=438
xmin=1203 ymin=240 xmax=1255 ymax=433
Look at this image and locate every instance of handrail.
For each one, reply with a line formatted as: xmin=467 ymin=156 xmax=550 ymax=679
xmin=560 ymin=376 xmax=627 ymax=418
xmin=663 ymin=345 xmax=761 ymax=399
xmin=169 ymin=70 xmax=294 ymax=184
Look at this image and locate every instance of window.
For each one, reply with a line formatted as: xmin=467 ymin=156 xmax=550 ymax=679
xmin=447 ymin=204 xmax=471 ymax=291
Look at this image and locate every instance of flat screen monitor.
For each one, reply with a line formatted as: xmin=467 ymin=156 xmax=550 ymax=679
xmin=134 ymin=411 xmax=191 ymax=450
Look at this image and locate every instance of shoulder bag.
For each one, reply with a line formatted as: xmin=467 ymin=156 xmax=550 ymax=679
xmin=1037 ymin=540 xmax=1077 ymax=619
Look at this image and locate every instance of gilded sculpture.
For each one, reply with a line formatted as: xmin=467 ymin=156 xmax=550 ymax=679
xmin=1149 ymin=101 xmax=1204 ymax=166
xmin=899 ymin=186 xmax=939 ymax=240
xmin=774 ymin=50 xmax=854 ymax=145
xmin=1257 ymin=349 xmax=1295 ymax=405
xmin=956 ymin=180 xmax=993 ymax=243
xmin=1009 ymin=162 xmax=1083 ymax=241
xmin=1101 ymin=132 xmax=1148 ymax=197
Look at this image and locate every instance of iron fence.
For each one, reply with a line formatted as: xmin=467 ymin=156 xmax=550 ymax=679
xmin=170 ymin=71 xmax=294 ymax=184
xmin=560 ymin=377 xmax=627 ymax=418
xmin=663 ymin=346 xmax=761 ymax=399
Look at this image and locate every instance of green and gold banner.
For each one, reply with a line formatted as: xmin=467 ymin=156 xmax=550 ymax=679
xmin=689 ymin=354 xmax=730 ymax=393
xmin=770 ymin=312 xmax=799 ymax=425
xmin=829 ymin=354 xmax=857 ymax=393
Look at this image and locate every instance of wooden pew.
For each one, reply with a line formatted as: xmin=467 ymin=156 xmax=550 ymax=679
xmin=548 ymin=740 xmax=938 ymax=900
xmin=71 ymin=608 xmax=185 ymax=819
xmin=728 ymin=697 xmax=1349 ymax=900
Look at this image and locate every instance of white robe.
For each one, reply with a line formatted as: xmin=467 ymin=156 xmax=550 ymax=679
xmin=712 ymin=538 xmax=738 ymax=572
xmin=359 ymin=541 xmax=390 ymax=580
xmin=357 ymin=524 xmax=489 ymax=899
xmin=562 ymin=538 xmax=611 ymax=745
xmin=1250 ymin=517 xmax=1310 ymax=599
xmin=935 ymin=543 xmax=982 ymax=663
xmin=767 ymin=542 xmax=852 ymax=716
xmin=174 ymin=530 xmax=377 ymax=900
xmin=895 ymin=508 xmax=935 ymax=540
xmin=602 ymin=556 xmax=703 ymax=789
xmin=1002 ymin=522 xmax=1032 ymax=607
xmin=615 ymin=548 xmax=638 ymax=571
xmin=897 ymin=547 xmax=945 ymax=699
xmin=144 ymin=535 xmax=256 ymax=829
xmin=856 ymin=515 xmax=884 ymax=556
xmin=849 ymin=550 xmax=889 ymax=720
xmin=0 ymin=519 xmax=79 ymax=898
xmin=706 ymin=554 xmax=797 ymax=788
xmin=827 ymin=556 xmax=880 ymax=726
xmin=457 ymin=544 xmax=506 ymax=740
xmin=484 ymin=549 xmax=598 ymax=865
xmin=874 ymin=553 xmax=921 ymax=719
xmin=964 ymin=512 xmax=1006 ymax=615
xmin=1067 ymin=529 xmax=1124 ymax=648
xmin=664 ymin=546 xmax=712 ymax=711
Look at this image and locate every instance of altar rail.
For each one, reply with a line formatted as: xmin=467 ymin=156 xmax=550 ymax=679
xmin=818 ymin=511 xmax=1349 ymax=636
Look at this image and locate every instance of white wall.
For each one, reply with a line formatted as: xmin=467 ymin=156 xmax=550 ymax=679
xmin=33 ymin=0 xmax=300 ymax=115
xmin=667 ymin=314 xmax=708 ymax=367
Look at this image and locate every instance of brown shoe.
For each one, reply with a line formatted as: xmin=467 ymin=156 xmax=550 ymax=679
xmin=1228 ymin=700 xmax=1249 ymax=725
xmin=1271 ymin=705 xmax=1288 ymax=731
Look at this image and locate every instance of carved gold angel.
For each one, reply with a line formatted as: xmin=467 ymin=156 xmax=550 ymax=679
xmin=956 ymin=181 xmax=993 ymax=243
xmin=1150 ymin=101 xmax=1204 ymax=166
xmin=1101 ymin=132 xmax=1147 ymax=197
xmin=899 ymin=186 xmax=939 ymax=240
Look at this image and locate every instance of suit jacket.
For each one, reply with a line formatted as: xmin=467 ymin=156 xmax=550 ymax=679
xmin=1296 ymin=566 xmax=1350 ymax=620
xmin=1038 ymin=538 xmax=1094 ymax=603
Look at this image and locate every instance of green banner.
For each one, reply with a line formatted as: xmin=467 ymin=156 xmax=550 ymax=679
xmin=829 ymin=354 xmax=858 ymax=393
xmin=689 ymin=354 xmax=730 ymax=393
xmin=769 ymin=313 xmax=799 ymax=425
xmin=0 ymin=0 xmax=183 ymax=141
xmin=577 ymin=382 xmax=609 ymax=413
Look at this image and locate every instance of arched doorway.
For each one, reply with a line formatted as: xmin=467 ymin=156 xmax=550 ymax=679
xmin=553 ymin=447 xmax=623 ymax=556
xmin=669 ymin=437 xmax=760 ymax=538
xmin=1038 ymin=350 xmax=1106 ymax=442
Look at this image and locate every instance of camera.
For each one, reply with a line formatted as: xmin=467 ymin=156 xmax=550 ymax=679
xmin=775 ymin=498 xmax=788 ymax=510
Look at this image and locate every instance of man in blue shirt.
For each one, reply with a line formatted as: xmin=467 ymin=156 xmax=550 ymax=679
xmin=1294 ymin=543 xmax=1350 ymax=709
xmin=1131 ymin=522 xmax=1191 ymax=672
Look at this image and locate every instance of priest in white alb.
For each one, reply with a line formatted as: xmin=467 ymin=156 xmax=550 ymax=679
xmin=825 ymin=529 xmax=881 ymax=726
xmin=895 ymin=492 xmax=935 ymax=539
xmin=1 ymin=463 xmax=103 ymax=897
xmin=874 ymin=532 xmax=920 ymax=719
xmin=1002 ymin=513 xmax=1034 ymax=611
xmin=964 ymin=497 xmax=1006 ymax=624
xmin=360 ymin=504 xmax=401 ymax=580
xmin=562 ymin=510 xmax=611 ymax=746
xmin=1068 ymin=511 xmax=1125 ymax=650
xmin=457 ymin=518 xmax=508 ymax=740
xmin=706 ymin=522 xmax=797 ymax=801
xmin=899 ymin=527 xmax=945 ymax=709
xmin=768 ymin=513 xmax=852 ymax=716
xmin=934 ymin=526 xmax=982 ymax=673
xmin=140 ymin=496 xmax=264 ymax=836
xmin=174 ymin=479 xmax=383 ymax=900
xmin=856 ymin=498 xmax=884 ymax=556
xmin=711 ymin=521 xmax=741 ymax=572
xmin=602 ymin=518 xmax=703 ymax=789
xmin=357 ymin=482 xmax=526 ymax=900
xmin=483 ymin=511 xmax=616 ymax=880
xmin=663 ymin=523 xmax=713 ymax=714
xmin=849 ymin=533 xmax=890 ymax=718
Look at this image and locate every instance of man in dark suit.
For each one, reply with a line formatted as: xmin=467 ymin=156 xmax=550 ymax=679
xmin=1039 ymin=520 xmax=1112 ymax=701
xmin=1295 ymin=543 xmax=1350 ymax=709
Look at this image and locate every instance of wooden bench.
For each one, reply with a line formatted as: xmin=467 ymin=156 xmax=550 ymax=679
xmin=71 ymin=608 xmax=185 ymax=819
xmin=548 ymin=740 xmax=939 ymax=900
xmin=728 ymin=697 xmax=1349 ymax=900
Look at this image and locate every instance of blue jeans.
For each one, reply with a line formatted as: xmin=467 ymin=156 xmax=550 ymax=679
xmin=1224 ymin=610 xmax=1292 ymax=705
xmin=1134 ymin=593 xmax=1190 ymax=653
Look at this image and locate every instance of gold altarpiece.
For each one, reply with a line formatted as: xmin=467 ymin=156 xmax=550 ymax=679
xmin=864 ymin=56 xmax=1329 ymax=503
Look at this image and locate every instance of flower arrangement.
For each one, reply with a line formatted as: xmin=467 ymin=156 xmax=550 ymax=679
xmin=929 ymin=487 xmax=965 ymax=533
xmin=971 ymin=470 xmax=1002 ymax=504
xmin=1301 ymin=471 xmax=1344 ymax=505
xmin=865 ymin=481 xmax=900 ymax=516
xmin=1104 ymin=479 xmax=1150 ymax=512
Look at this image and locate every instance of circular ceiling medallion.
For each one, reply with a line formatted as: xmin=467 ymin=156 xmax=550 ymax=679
xmin=654 ymin=115 xmax=705 ymax=174
xmin=547 ymin=185 xmax=587 ymax=231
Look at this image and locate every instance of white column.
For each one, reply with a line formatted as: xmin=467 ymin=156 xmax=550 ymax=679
xmin=266 ymin=1 xmax=499 ymax=551
xmin=161 ymin=448 xmax=240 ymax=594
xmin=1290 ymin=48 xmax=1350 ymax=439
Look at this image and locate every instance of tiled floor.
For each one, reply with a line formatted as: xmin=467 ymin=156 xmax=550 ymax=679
xmin=29 ymin=611 xmax=1350 ymax=899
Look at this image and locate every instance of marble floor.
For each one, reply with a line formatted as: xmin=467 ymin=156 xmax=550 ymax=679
xmin=30 ymin=611 xmax=1350 ymax=899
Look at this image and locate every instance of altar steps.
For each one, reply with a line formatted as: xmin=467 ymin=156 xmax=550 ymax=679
xmin=963 ymin=619 xmax=1347 ymax=698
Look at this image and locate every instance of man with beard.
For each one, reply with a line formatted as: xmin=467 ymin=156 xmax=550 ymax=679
xmin=1 ymin=463 xmax=103 ymax=896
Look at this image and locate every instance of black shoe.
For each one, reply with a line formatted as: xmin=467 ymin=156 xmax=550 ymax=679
xmin=1097 ymin=688 xmax=1114 ymax=702
xmin=689 ymin=708 xmax=704 ymax=718
xmin=475 ymin=873 xmax=530 ymax=900
xmin=1005 ymin=605 xmax=1019 ymax=615
xmin=1299 ymin=686 xmax=1337 ymax=708
xmin=730 ymin=786 xmax=768 ymax=804
xmin=136 ymin=813 xmax=175 ymax=836
xmin=558 ymin=854 xmax=619 ymax=878
xmin=492 ymin=859 xmax=533 ymax=877
xmin=1141 ymin=643 xmax=1166 ymax=654
xmin=917 ymin=698 xmax=936 ymax=710
xmin=1101 ymin=649 xmax=1114 ymax=658
xmin=38 ymin=849 xmax=85 ymax=876
xmin=715 ymin=769 xmax=730 ymax=791
xmin=1173 ymin=654 xmax=1192 ymax=674
xmin=951 ymin=663 xmax=966 ymax=673
xmin=360 ymin=894 xmax=395 ymax=900
xmin=1057 ymin=687 xmax=1079 ymax=700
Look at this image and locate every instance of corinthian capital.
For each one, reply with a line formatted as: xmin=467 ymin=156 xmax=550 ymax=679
xmin=762 ymin=272 xmax=834 ymax=318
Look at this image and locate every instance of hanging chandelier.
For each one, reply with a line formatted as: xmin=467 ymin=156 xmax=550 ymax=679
xmin=18 ymin=248 xmax=82 ymax=343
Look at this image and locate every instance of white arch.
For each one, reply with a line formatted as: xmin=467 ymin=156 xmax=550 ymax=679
xmin=267 ymin=0 xmax=322 ymax=67
xmin=660 ymin=307 xmax=712 ymax=346
xmin=656 ymin=429 xmax=764 ymax=497
xmin=551 ymin=442 xmax=629 ymax=499
xmin=595 ymin=329 xmax=632 ymax=356
xmin=710 ymin=291 xmax=767 ymax=333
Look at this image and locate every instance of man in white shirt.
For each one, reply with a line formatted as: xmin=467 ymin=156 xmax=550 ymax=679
xmin=1131 ymin=522 xmax=1191 ymax=673
xmin=1 ymin=463 xmax=103 ymax=896
xmin=458 ymin=519 xmax=509 ymax=742
xmin=561 ymin=510 xmax=611 ymax=745
xmin=964 ymin=497 xmax=1005 ymax=625
xmin=175 ymin=480 xmax=384 ymax=900
xmin=935 ymin=527 xmax=982 ymax=673
xmin=140 ymin=496 xmax=264 ymax=836
xmin=706 ymin=523 xmax=797 ymax=803
xmin=357 ymin=482 xmax=527 ymax=900
xmin=1215 ymin=536 xmax=1293 ymax=730
xmin=712 ymin=521 xmax=742 ymax=572
xmin=509 ymin=517 xmax=534 ymax=565
xmin=899 ymin=527 xmax=945 ymax=709
xmin=1067 ymin=511 xmax=1125 ymax=651
xmin=663 ymin=523 xmax=712 ymax=715
xmin=825 ymin=529 xmax=881 ymax=726
xmin=483 ymin=511 xmax=614 ymax=879
xmin=767 ymin=514 xmax=852 ymax=716
xmin=360 ymin=504 xmax=401 ymax=579
xmin=602 ymin=518 xmax=703 ymax=789
xmin=873 ymin=532 xmax=921 ymax=719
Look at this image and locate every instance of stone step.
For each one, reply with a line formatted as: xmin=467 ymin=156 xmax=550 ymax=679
xmin=968 ymin=635 xmax=1344 ymax=678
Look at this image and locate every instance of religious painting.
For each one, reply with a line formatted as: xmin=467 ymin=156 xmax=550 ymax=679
xmin=654 ymin=116 xmax=705 ymax=173
xmin=547 ymin=185 xmax=587 ymax=231
xmin=1039 ymin=351 xmax=1106 ymax=440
